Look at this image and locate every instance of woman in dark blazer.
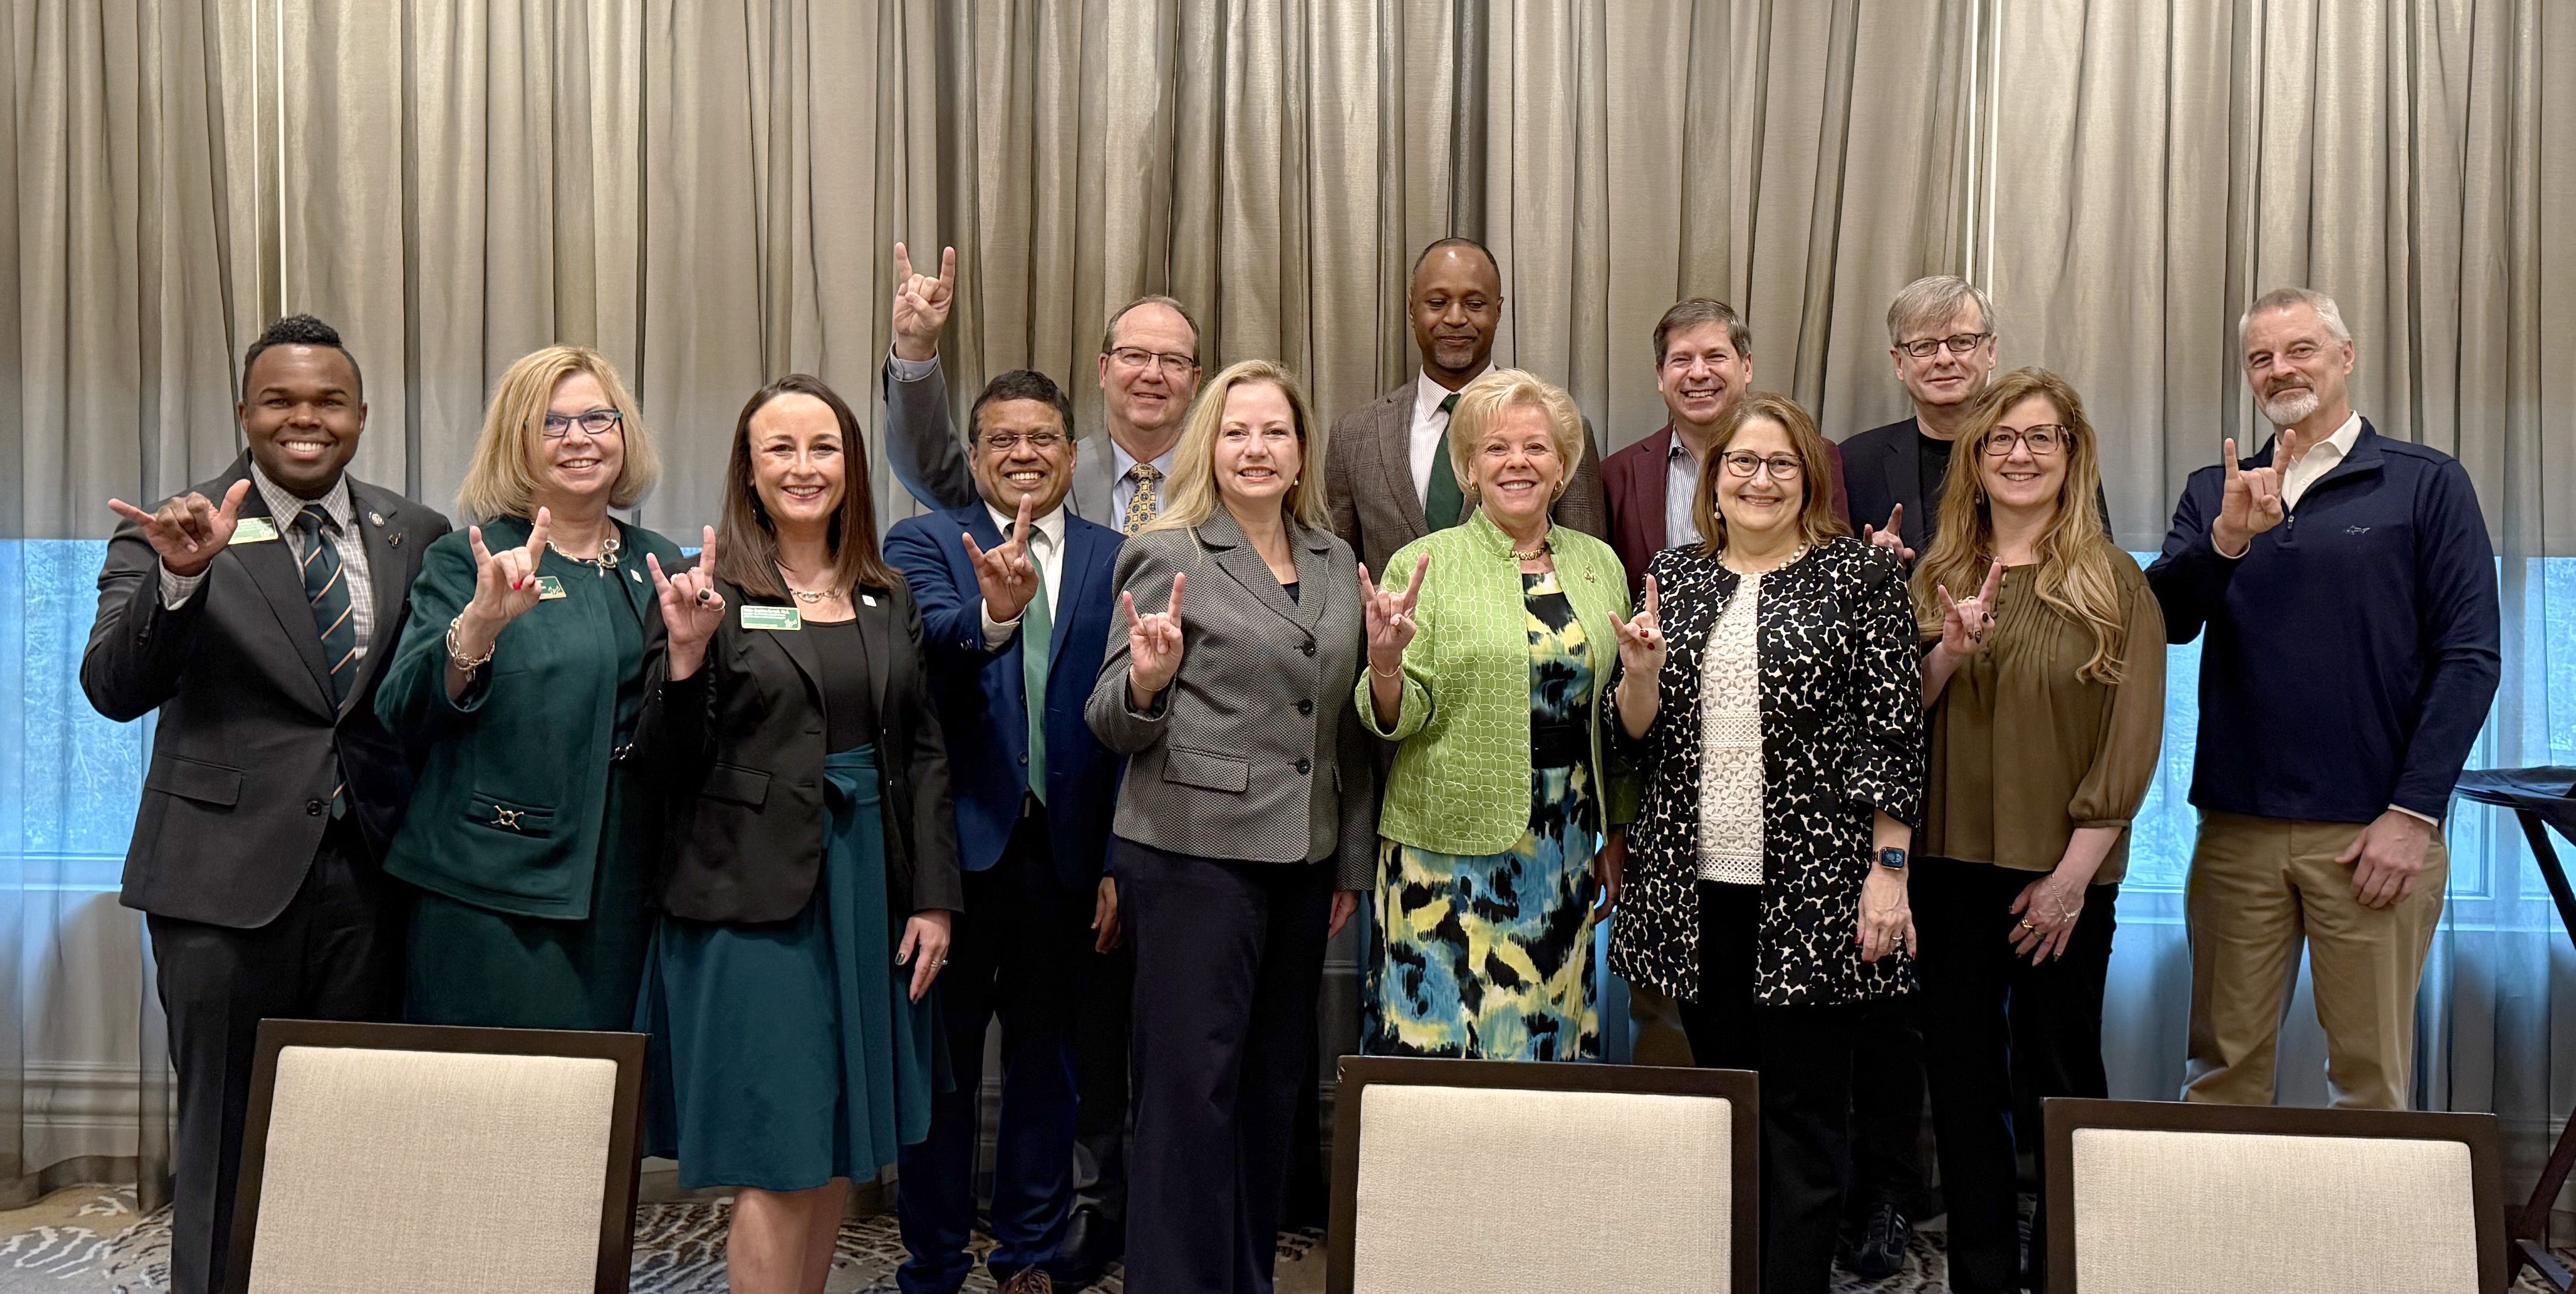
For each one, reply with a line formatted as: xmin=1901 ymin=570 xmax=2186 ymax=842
xmin=635 ymin=374 xmax=957 ymax=1294
xmin=1606 ymin=392 xmax=1924 ymax=1294
xmin=377 ymin=345 xmax=683 ymax=1032
xmin=1085 ymin=359 xmax=1376 ymax=1294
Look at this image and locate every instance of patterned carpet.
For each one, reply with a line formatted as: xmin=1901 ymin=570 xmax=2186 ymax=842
xmin=0 ymin=1187 xmax=2554 ymax=1292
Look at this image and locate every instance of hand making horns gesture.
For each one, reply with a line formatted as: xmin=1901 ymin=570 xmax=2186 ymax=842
xmin=1611 ymin=573 xmax=1667 ymax=677
xmin=1358 ymin=554 xmax=1430 ymax=675
xmin=463 ymin=507 xmax=555 ymax=631
xmin=1936 ymin=560 xmax=2006 ymax=657
xmin=2215 ymin=426 xmax=2293 ymax=554
xmin=108 ymin=479 xmax=253 ymax=579
xmin=1121 ymin=573 xmax=1188 ymax=704
xmin=965 ymin=493 xmax=1043 ymax=624
xmin=647 ymin=526 xmax=727 ymax=675
xmin=890 ymin=242 xmax=957 ymax=363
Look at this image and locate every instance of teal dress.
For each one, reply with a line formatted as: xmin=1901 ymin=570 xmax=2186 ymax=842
xmin=636 ymin=617 xmax=941 ymax=1190
xmin=404 ymin=548 xmax=654 ymax=1032
xmin=1365 ymin=571 xmax=1603 ymax=1060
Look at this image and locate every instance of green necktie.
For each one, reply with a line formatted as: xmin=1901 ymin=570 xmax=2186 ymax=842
xmin=292 ymin=509 xmax=354 ymax=816
xmin=1020 ymin=533 xmax=1051 ymax=804
xmin=1422 ymin=391 xmax=1466 ymax=531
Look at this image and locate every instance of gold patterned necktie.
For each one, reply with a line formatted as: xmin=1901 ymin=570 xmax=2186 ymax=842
xmin=1123 ymin=463 xmax=1162 ymax=536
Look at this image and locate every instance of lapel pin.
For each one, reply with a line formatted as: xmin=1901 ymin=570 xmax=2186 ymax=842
xmin=368 ymin=511 xmax=385 ymax=526
xmin=630 ymin=569 xmax=644 ymax=583
xmin=861 ymin=593 xmax=878 ymax=607
xmin=388 ymin=532 xmax=403 ymax=547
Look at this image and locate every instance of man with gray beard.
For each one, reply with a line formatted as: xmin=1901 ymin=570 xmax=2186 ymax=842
xmin=2148 ymin=287 xmax=2498 ymax=1110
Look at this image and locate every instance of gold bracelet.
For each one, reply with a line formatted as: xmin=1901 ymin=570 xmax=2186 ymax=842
xmin=1368 ymin=660 xmax=1404 ymax=679
xmin=445 ymin=614 xmax=496 ymax=670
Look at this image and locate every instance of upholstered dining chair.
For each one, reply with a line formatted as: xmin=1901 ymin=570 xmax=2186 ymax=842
xmin=1326 ymin=1055 xmax=1759 ymax=1293
xmin=223 ymin=1019 xmax=647 ymax=1294
xmin=2043 ymin=1096 xmax=2505 ymax=1294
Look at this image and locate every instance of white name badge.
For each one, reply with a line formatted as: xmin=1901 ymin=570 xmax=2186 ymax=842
xmin=229 ymin=517 xmax=281 ymax=544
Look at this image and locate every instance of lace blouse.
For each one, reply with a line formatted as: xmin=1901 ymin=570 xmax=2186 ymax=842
xmin=1696 ymin=573 xmax=1765 ymax=882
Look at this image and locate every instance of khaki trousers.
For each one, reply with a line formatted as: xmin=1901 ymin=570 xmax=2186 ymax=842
xmin=2182 ymin=811 xmax=2448 ymax=1110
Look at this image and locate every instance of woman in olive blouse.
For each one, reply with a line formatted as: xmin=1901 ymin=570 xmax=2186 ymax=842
xmin=1910 ymin=367 xmax=2165 ymax=1294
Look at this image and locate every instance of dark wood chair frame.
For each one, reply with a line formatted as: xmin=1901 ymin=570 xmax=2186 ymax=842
xmin=222 ymin=1019 xmax=649 ymax=1294
xmin=1324 ymin=1056 xmax=1760 ymax=1293
xmin=2041 ymin=1096 xmax=2507 ymax=1294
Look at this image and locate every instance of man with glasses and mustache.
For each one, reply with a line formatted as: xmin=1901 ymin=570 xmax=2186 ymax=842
xmin=1324 ymin=236 xmax=1609 ymax=574
xmin=885 ymin=369 xmax=1128 ymax=1294
xmin=878 ymin=246 xmax=1188 ymax=1282
xmin=2150 ymin=287 xmax=2498 ymax=1112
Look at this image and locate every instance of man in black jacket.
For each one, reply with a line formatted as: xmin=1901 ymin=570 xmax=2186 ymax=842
xmin=83 ymin=316 xmax=449 ymax=1294
xmin=1839 ymin=275 xmax=2004 ymax=554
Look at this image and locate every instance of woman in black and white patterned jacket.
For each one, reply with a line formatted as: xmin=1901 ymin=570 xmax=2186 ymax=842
xmin=1603 ymin=391 xmax=1924 ymax=1294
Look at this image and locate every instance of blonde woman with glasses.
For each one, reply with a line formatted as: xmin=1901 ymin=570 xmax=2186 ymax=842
xmin=375 ymin=346 xmax=684 ymax=1030
xmin=1910 ymin=368 xmax=2164 ymax=1294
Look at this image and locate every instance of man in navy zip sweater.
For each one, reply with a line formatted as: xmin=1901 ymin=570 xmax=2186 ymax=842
xmin=2149 ymin=287 xmax=2499 ymax=1110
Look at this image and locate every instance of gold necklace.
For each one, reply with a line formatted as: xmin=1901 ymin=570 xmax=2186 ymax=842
xmin=548 ymin=530 xmax=621 ymax=574
xmin=776 ymin=564 xmax=843 ymax=605
xmin=1509 ymin=532 xmax=1554 ymax=562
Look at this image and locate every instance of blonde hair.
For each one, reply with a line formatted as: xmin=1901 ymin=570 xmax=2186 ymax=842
xmin=1445 ymin=368 xmax=1584 ymax=503
xmin=1688 ymin=392 xmax=1851 ymax=557
xmin=1143 ymin=359 xmax=1330 ymax=535
xmin=1911 ymin=367 xmax=2130 ymax=683
xmin=455 ymin=346 xmax=661 ymax=521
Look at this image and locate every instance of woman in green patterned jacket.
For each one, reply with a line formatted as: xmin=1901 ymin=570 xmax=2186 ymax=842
xmin=1353 ymin=369 xmax=1640 ymax=1059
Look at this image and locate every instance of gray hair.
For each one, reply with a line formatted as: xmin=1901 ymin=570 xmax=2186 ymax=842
xmin=1885 ymin=275 xmax=1998 ymax=348
xmin=2238 ymin=287 xmax=2352 ymax=349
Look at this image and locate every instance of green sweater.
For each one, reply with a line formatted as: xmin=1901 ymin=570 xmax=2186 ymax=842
xmin=1356 ymin=510 xmax=1639 ymax=856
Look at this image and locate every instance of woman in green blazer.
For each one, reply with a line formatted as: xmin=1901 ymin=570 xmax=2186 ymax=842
xmin=1353 ymin=369 xmax=1640 ymax=1060
xmin=375 ymin=345 xmax=685 ymax=1031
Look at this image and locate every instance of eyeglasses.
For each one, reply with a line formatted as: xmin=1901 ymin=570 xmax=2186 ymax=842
xmin=1108 ymin=347 xmax=1201 ymax=375
xmin=980 ymin=431 xmax=1067 ymax=453
xmin=1718 ymin=451 xmax=1803 ymax=480
xmin=542 ymin=408 xmax=623 ymax=438
xmin=1896 ymin=332 xmax=1992 ymax=359
xmin=1982 ymin=425 xmax=2067 ymax=457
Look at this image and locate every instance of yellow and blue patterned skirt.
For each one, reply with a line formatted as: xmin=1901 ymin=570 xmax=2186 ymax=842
xmin=1365 ymin=573 xmax=1602 ymax=1061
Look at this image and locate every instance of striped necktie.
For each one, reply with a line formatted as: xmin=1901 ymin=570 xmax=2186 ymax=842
xmin=292 ymin=508 xmax=355 ymax=816
xmin=1020 ymin=531 xmax=1051 ymax=804
xmin=1422 ymin=391 xmax=1467 ymax=529
xmin=1124 ymin=463 xmax=1162 ymax=537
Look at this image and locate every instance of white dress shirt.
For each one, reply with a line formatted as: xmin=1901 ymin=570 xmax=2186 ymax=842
xmin=978 ymin=501 xmax=1067 ymax=644
xmin=1408 ymin=365 xmax=1493 ymax=503
xmin=2278 ymin=409 xmax=2364 ymax=511
xmin=158 ymin=463 xmax=378 ymax=658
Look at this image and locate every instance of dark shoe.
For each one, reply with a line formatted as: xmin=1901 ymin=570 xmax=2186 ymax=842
xmin=996 ymin=1270 xmax=1055 ymax=1294
xmin=1058 ymin=1201 xmax=1121 ymax=1277
xmin=1850 ymin=1200 xmax=1912 ymax=1281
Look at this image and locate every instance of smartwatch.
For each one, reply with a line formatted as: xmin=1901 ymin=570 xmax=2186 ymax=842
xmin=1877 ymin=847 xmax=1908 ymax=871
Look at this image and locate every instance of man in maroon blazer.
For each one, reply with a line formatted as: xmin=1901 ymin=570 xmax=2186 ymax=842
xmin=1599 ymin=298 xmax=1848 ymax=596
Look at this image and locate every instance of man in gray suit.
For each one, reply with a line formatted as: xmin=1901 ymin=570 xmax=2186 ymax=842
xmin=83 ymin=316 xmax=450 ymax=1294
xmin=1323 ymin=236 xmax=1609 ymax=574
xmin=882 ymin=242 xmax=1202 ymax=537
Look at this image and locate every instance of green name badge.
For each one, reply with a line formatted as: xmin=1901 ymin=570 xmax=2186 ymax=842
xmin=533 ymin=575 xmax=568 ymax=601
xmin=228 ymin=517 xmax=281 ymax=544
xmin=741 ymin=605 xmax=803 ymax=631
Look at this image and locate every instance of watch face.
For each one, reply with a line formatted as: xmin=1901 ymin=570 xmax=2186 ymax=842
xmin=1878 ymin=847 xmax=1908 ymax=869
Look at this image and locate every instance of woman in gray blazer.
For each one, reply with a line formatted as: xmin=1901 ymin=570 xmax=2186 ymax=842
xmin=1086 ymin=358 xmax=1376 ymax=1294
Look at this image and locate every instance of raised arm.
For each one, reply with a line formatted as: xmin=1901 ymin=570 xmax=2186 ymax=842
xmin=881 ymin=242 xmax=980 ymax=512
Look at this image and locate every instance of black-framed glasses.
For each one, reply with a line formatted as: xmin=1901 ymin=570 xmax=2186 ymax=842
xmin=1983 ymin=425 xmax=2067 ymax=457
xmin=980 ymin=430 xmax=1068 ymax=454
xmin=1718 ymin=451 xmax=1803 ymax=480
xmin=1108 ymin=346 xmax=1201 ymax=375
xmin=1897 ymin=332 xmax=1992 ymax=359
xmin=542 ymin=408 xmax=623 ymax=438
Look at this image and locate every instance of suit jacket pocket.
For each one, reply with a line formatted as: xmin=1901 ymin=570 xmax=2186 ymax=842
xmin=145 ymin=753 xmax=243 ymax=807
xmin=464 ymin=789 xmax=558 ymax=839
xmin=1162 ymin=746 xmax=1250 ymax=794
xmin=699 ymin=763 xmax=772 ymax=808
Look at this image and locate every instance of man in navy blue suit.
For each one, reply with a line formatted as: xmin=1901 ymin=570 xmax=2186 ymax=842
xmin=885 ymin=368 xmax=1126 ymax=1294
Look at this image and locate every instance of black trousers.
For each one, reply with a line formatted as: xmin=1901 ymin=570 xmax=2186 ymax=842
xmin=1117 ymin=838 xmax=1330 ymax=1294
xmin=1912 ymin=858 xmax=2117 ymax=1294
xmin=146 ymin=824 xmax=400 ymax=1294
xmin=1675 ymin=882 xmax=1868 ymax=1294
xmin=1847 ymin=993 xmax=1929 ymax=1218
